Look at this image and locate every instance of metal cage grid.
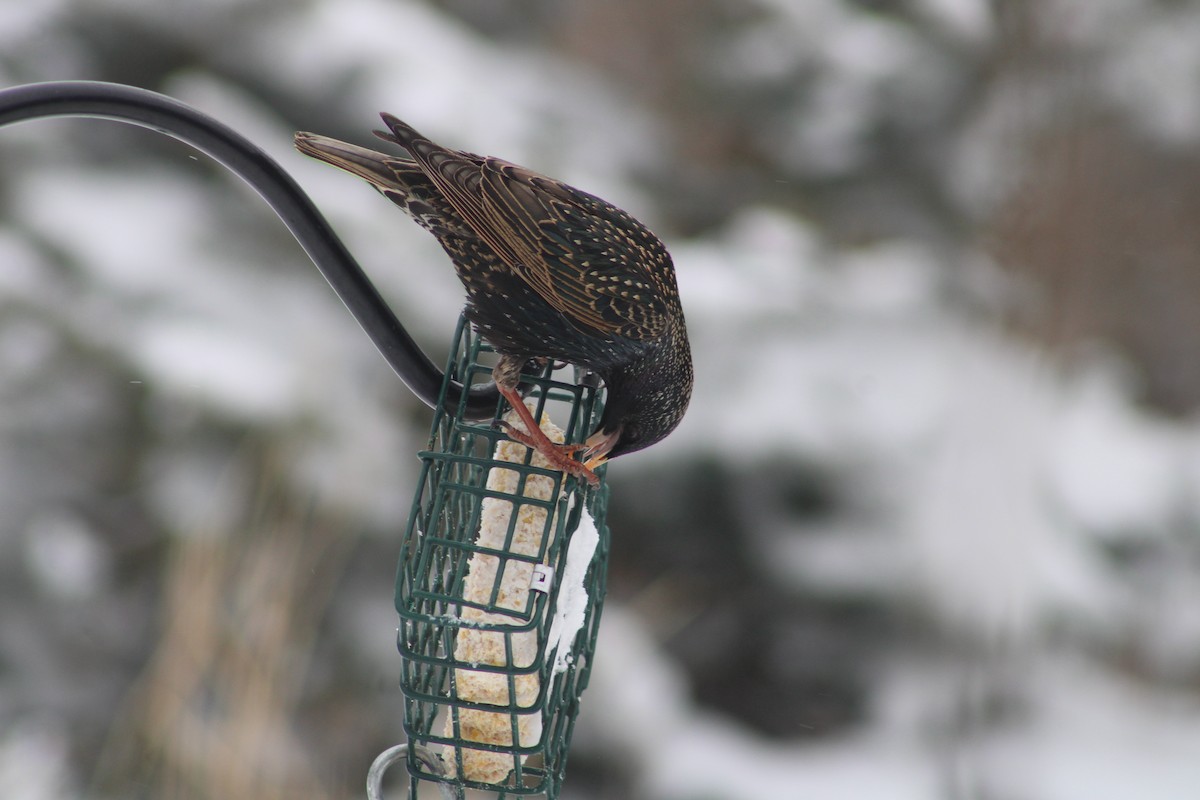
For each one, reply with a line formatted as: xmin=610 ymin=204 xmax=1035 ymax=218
xmin=393 ymin=315 xmax=611 ymax=798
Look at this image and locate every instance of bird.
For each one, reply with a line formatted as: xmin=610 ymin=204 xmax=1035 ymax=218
xmin=294 ymin=115 xmax=692 ymax=487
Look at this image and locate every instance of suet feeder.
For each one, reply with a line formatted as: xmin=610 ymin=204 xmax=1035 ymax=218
xmin=379 ymin=315 xmax=610 ymax=799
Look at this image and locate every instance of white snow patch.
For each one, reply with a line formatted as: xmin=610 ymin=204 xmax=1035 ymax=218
xmin=911 ymin=0 xmax=994 ymax=42
xmin=900 ymin=329 xmax=1115 ymax=638
xmin=546 ymin=505 xmax=600 ymax=675
xmin=131 ymin=317 xmax=301 ymax=421
xmin=1103 ymin=10 xmax=1200 ymax=144
xmin=0 ymin=719 xmax=74 ymax=800
xmin=674 ymin=207 xmax=822 ymax=319
xmin=15 ymin=168 xmax=212 ymax=296
xmin=828 ymin=240 xmax=942 ymax=316
xmin=22 ymin=512 xmax=110 ymax=600
xmin=982 ymin=658 xmax=1200 ymax=800
xmin=1047 ymin=369 xmax=1184 ymax=538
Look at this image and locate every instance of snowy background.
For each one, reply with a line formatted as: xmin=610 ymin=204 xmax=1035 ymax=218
xmin=3 ymin=1 xmax=1200 ymax=798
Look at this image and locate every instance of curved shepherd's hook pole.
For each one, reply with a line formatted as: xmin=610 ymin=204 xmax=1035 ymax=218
xmin=0 ymin=80 xmax=501 ymax=419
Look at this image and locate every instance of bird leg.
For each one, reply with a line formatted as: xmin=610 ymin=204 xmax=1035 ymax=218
xmin=493 ymin=357 xmax=601 ymax=487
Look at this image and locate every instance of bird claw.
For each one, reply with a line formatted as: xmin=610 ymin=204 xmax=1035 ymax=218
xmin=497 ymin=421 xmax=600 ymax=487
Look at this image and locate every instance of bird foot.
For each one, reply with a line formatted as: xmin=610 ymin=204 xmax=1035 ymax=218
xmin=498 ymin=421 xmax=601 ymax=487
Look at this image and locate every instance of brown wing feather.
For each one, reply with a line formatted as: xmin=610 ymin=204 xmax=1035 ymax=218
xmin=475 ymin=159 xmax=612 ymax=332
xmin=480 ymin=160 xmax=675 ymax=339
xmin=382 ymin=116 xmax=672 ymax=340
xmin=378 ymin=121 xmax=531 ymax=282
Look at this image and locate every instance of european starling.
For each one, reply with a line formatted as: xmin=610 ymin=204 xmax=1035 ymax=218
xmin=295 ymin=116 xmax=692 ymax=486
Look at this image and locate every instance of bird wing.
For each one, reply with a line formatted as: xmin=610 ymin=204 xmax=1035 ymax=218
xmin=382 ymin=117 xmax=672 ymax=341
xmin=476 ymin=158 xmax=674 ymax=340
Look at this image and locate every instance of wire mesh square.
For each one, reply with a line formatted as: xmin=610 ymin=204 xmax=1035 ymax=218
xmin=393 ymin=315 xmax=611 ymax=799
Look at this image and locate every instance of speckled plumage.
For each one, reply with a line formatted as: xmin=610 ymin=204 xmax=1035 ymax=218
xmin=295 ymin=116 xmax=692 ymax=484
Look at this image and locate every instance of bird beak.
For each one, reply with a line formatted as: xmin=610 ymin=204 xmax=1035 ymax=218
xmin=582 ymin=427 xmax=621 ymax=471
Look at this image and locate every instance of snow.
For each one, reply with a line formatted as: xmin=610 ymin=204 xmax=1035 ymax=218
xmin=0 ymin=720 xmax=74 ymax=800
xmin=910 ymin=0 xmax=994 ymax=42
xmin=899 ymin=329 xmax=1118 ymax=638
xmin=0 ymin=1 xmax=64 ymax=43
xmin=129 ymin=317 xmax=301 ymax=421
xmin=1047 ymin=369 xmax=1186 ymax=539
xmin=981 ymin=659 xmax=1200 ymax=800
xmin=142 ymin=442 xmax=252 ymax=537
xmin=0 ymin=232 xmax=47 ymax=298
xmin=546 ymin=505 xmax=600 ymax=675
xmin=15 ymin=167 xmax=214 ymax=297
xmin=22 ymin=511 xmax=110 ymax=600
xmin=1102 ymin=8 xmax=1200 ymax=145
xmin=674 ymin=208 xmax=822 ymax=318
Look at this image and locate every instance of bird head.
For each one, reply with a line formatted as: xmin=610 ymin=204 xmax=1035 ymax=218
xmin=581 ymin=337 xmax=693 ymax=469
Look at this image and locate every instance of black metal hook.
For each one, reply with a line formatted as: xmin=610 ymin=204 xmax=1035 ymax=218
xmin=0 ymin=80 xmax=500 ymax=419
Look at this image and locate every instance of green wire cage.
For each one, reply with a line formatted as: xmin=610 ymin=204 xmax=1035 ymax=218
xmin=382 ymin=314 xmax=612 ymax=799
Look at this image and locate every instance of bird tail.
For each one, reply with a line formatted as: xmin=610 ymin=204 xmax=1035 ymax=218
xmin=294 ymin=131 xmax=414 ymax=192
